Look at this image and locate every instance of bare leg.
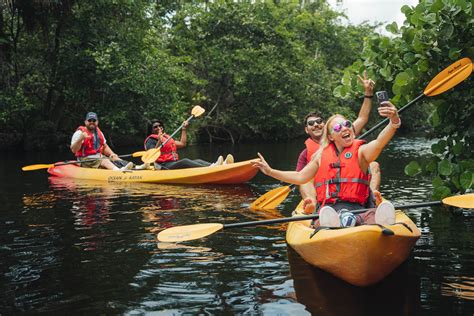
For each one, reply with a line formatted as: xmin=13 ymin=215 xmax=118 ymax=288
xmin=101 ymin=159 xmax=119 ymax=170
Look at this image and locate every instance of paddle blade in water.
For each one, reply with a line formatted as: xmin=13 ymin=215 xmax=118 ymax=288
xmin=443 ymin=194 xmax=474 ymax=209
xmin=22 ymin=164 xmax=54 ymax=171
xmin=424 ymin=58 xmax=472 ymax=96
xmin=191 ymin=105 xmax=206 ymax=117
xmin=157 ymin=223 xmax=224 ymax=242
xmin=141 ymin=148 xmax=161 ymax=163
xmin=250 ymin=186 xmax=292 ymax=210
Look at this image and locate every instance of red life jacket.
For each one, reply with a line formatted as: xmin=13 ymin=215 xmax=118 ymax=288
xmin=305 ymin=138 xmax=320 ymax=162
xmin=314 ymin=139 xmax=370 ymax=205
xmin=143 ymin=134 xmax=179 ymax=163
xmin=75 ymin=126 xmax=105 ymax=157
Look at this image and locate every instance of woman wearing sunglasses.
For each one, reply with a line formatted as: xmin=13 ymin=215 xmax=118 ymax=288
xmin=297 ymin=72 xmax=381 ymax=215
xmin=252 ymin=101 xmax=401 ymax=227
xmin=142 ymin=119 xmax=233 ymax=170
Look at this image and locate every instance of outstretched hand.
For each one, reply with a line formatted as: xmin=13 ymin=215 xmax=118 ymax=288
xmin=357 ymin=70 xmax=375 ymax=95
xmin=251 ymin=152 xmax=273 ymax=176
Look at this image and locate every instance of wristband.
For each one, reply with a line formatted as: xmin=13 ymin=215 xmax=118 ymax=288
xmin=390 ymin=118 xmax=401 ymax=129
xmin=364 ymin=95 xmax=374 ymax=99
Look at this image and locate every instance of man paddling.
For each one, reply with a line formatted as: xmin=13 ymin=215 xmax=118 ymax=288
xmin=70 ymin=112 xmax=133 ymax=170
xmin=297 ymin=71 xmax=381 ymax=214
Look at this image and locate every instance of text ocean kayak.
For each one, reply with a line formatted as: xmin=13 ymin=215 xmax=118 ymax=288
xmin=286 ymin=202 xmax=421 ymax=287
xmin=47 ymin=159 xmax=258 ymax=184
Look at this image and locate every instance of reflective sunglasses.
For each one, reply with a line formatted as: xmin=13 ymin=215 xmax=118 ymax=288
xmin=331 ymin=120 xmax=352 ymax=134
xmin=87 ymin=119 xmax=97 ymax=123
xmin=307 ymin=118 xmax=324 ymax=126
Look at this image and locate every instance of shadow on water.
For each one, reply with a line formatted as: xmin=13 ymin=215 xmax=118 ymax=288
xmin=287 ymin=245 xmax=421 ymax=316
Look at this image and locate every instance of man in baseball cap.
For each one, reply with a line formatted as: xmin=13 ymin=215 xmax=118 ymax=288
xmin=85 ymin=112 xmax=98 ymax=121
xmin=70 ymin=112 xmax=133 ymax=171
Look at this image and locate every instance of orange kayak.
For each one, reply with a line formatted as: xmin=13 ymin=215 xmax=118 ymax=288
xmin=47 ymin=159 xmax=258 ymax=184
xmin=286 ymin=201 xmax=421 ymax=287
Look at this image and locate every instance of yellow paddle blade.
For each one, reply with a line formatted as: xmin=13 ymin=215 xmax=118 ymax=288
xmin=157 ymin=223 xmax=224 ymax=242
xmin=22 ymin=164 xmax=54 ymax=171
xmin=443 ymin=194 xmax=474 ymax=209
xmin=249 ymin=185 xmax=291 ymax=210
xmin=132 ymin=150 xmax=147 ymax=157
xmin=141 ymin=148 xmax=161 ymax=163
xmin=424 ymin=58 xmax=472 ymax=96
xmin=191 ymin=105 xmax=205 ymax=117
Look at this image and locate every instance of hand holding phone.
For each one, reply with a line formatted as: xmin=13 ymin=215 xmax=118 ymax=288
xmin=375 ymin=91 xmax=389 ymax=107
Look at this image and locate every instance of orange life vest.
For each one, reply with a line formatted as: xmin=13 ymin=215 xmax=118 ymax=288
xmin=75 ymin=126 xmax=105 ymax=157
xmin=143 ymin=134 xmax=179 ymax=163
xmin=305 ymin=138 xmax=320 ymax=162
xmin=314 ymin=139 xmax=370 ymax=205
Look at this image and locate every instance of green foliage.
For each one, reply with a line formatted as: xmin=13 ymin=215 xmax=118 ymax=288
xmin=337 ymin=0 xmax=473 ymax=197
xmin=0 ymin=0 xmax=377 ymax=148
xmin=166 ymin=1 xmax=375 ymax=141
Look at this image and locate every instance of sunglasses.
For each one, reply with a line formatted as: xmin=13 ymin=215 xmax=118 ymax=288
xmin=87 ymin=119 xmax=97 ymax=123
xmin=152 ymin=124 xmax=162 ymax=129
xmin=307 ymin=118 xmax=324 ymax=126
xmin=331 ymin=120 xmax=352 ymax=134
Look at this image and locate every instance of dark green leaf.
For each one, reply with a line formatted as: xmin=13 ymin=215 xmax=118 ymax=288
xmin=405 ymin=161 xmax=422 ymax=176
xmin=460 ymin=171 xmax=473 ymax=190
xmin=452 ymin=142 xmax=463 ymax=156
xmin=432 ymin=185 xmax=452 ymax=200
xmin=438 ymin=159 xmax=453 ymax=176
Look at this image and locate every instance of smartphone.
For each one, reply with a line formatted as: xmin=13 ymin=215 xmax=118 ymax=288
xmin=375 ymin=91 xmax=389 ymax=107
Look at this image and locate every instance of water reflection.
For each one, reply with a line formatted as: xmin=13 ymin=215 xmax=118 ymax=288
xmin=287 ymin=246 xmax=421 ymax=315
xmin=3 ymin=137 xmax=474 ymax=314
xmin=442 ymin=276 xmax=474 ymax=301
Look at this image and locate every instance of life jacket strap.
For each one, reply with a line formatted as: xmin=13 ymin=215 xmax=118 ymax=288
xmin=315 ymin=178 xmax=370 ymax=188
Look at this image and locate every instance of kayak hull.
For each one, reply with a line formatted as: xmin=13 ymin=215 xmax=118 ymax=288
xmin=47 ymin=159 xmax=258 ymax=184
xmin=286 ymin=202 xmax=420 ymax=287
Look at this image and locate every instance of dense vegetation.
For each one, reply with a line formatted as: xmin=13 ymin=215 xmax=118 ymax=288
xmin=0 ymin=0 xmax=375 ymax=150
xmin=336 ymin=0 xmax=473 ymax=198
xmin=1 ymin=0 xmax=472 ymax=195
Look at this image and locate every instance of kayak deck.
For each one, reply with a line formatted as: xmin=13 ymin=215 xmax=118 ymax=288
xmin=286 ymin=202 xmax=421 ymax=287
xmin=47 ymin=159 xmax=259 ymax=184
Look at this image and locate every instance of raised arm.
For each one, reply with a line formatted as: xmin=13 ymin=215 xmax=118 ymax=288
xmin=353 ymin=70 xmax=375 ymax=136
xmin=252 ymin=152 xmax=320 ymax=185
xmin=359 ymin=101 xmax=400 ymax=166
xmin=174 ymin=121 xmax=188 ymax=148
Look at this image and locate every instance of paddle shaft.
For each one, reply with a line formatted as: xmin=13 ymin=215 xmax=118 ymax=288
xmin=160 ymin=114 xmax=195 ymax=148
xmin=357 ymin=93 xmax=425 ymax=139
xmin=226 ymin=200 xmax=442 ymax=229
xmin=52 ymin=154 xmax=133 ymax=167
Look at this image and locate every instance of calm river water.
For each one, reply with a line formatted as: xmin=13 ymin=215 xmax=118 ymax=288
xmin=1 ymin=137 xmax=473 ymax=315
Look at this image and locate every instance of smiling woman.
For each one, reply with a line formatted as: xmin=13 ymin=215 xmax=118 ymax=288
xmin=252 ymin=101 xmax=401 ymax=226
